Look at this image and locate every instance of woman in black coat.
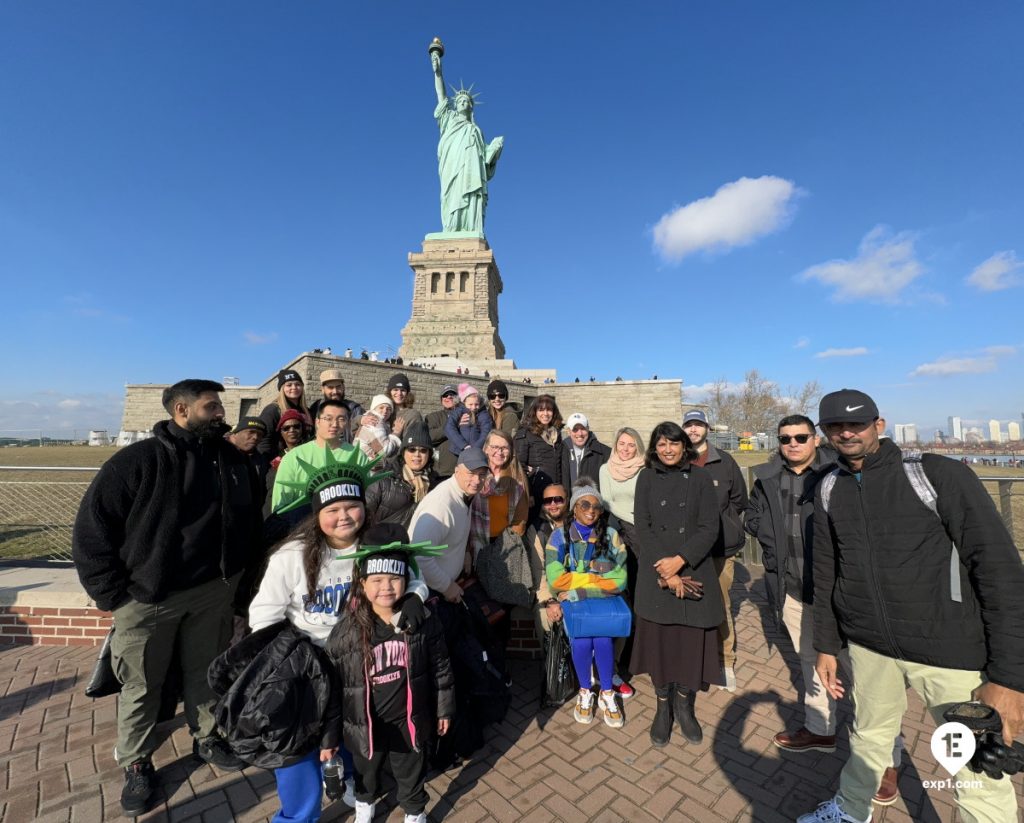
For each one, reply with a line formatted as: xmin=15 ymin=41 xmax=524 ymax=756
xmin=631 ymin=421 xmax=723 ymax=748
xmin=363 ymin=423 xmax=438 ymax=530
xmin=513 ymin=394 xmax=565 ymax=516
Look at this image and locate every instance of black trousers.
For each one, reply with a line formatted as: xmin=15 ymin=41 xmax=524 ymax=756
xmin=351 ymin=721 xmax=428 ymax=814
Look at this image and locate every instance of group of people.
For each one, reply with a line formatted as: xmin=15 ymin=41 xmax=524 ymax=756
xmin=72 ymin=373 xmax=1023 ymax=823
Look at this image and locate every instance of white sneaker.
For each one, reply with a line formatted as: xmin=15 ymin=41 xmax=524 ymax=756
xmin=598 ymin=690 xmax=624 ymax=729
xmin=404 ymin=814 xmax=427 ymax=823
xmin=796 ymin=797 xmax=871 ymax=823
xmin=342 ymin=778 xmax=355 ymax=808
xmin=573 ymin=688 xmax=595 ymax=724
xmin=354 ymin=800 xmax=376 ymax=823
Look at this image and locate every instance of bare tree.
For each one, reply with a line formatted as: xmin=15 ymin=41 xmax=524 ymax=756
xmin=694 ymin=371 xmax=823 ymax=434
xmin=782 ymin=379 xmax=823 ymax=419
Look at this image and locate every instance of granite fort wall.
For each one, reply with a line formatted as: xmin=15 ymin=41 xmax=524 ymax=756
xmin=122 ymin=355 xmax=685 ymax=443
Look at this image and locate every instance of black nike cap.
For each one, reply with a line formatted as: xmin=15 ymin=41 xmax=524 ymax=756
xmin=817 ymin=389 xmax=879 ymax=427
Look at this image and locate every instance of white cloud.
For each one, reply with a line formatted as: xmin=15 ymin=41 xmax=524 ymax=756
xmin=684 ymin=381 xmax=746 ymax=403
xmin=0 ymin=392 xmax=123 ymax=437
xmin=793 ymin=337 xmax=810 ymax=349
xmin=815 ymin=347 xmax=869 ymax=359
xmin=799 ymin=225 xmax=925 ymax=303
xmin=652 ymin=175 xmax=801 ymax=262
xmin=244 ymin=331 xmax=278 ymax=345
xmin=967 ymin=251 xmax=1022 ymax=291
xmin=63 ymin=293 xmax=131 ymax=323
xmin=910 ymin=345 xmax=1016 ymax=378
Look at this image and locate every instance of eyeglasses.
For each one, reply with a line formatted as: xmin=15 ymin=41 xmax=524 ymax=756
xmin=542 ymin=496 xmax=565 ymax=505
xmin=318 ymin=416 xmax=346 ymax=425
xmin=778 ymin=434 xmax=812 ymax=445
xmin=281 ymin=424 xmax=303 ymax=432
xmin=487 ymin=445 xmax=510 ymax=453
xmin=488 ymin=393 xmax=507 ymax=400
xmin=576 ymin=500 xmax=603 ymax=512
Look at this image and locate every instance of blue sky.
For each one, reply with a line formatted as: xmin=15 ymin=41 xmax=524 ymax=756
xmin=1 ymin=2 xmax=1022 ymax=437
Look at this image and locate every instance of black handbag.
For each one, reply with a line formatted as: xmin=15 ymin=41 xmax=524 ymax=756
xmin=475 ymin=527 xmax=534 ymax=607
xmin=84 ymin=627 xmax=122 ymax=698
xmin=541 ymin=621 xmax=577 ymax=707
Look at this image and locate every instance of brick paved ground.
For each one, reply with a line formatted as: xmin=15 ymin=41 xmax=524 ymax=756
xmin=1 ymin=567 xmax=1020 ymax=822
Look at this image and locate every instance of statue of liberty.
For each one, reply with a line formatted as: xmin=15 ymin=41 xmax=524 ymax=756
xmin=429 ymin=38 xmax=504 ymax=235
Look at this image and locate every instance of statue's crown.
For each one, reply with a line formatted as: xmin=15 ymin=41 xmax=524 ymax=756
xmin=450 ymin=82 xmax=481 ymax=105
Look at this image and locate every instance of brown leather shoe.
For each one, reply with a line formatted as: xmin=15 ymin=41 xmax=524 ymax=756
xmin=772 ymin=727 xmax=837 ymax=752
xmin=872 ymin=766 xmax=899 ymax=806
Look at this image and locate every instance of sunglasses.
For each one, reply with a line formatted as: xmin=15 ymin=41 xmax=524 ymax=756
xmin=488 ymin=393 xmax=507 ymax=400
xmin=778 ymin=434 xmax=812 ymax=445
xmin=441 ymin=392 xmax=457 ymax=399
xmin=542 ymin=495 xmax=565 ymax=505
xmin=281 ymin=424 xmax=303 ymax=432
xmin=576 ymin=500 xmax=603 ymax=512
xmin=405 ymin=447 xmax=430 ymax=455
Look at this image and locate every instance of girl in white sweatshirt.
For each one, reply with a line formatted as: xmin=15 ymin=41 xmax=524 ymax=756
xmin=248 ymin=454 xmax=428 ymax=822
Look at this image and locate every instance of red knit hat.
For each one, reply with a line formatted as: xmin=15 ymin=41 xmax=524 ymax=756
xmin=277 ymin=409 xmax=311 ymax=431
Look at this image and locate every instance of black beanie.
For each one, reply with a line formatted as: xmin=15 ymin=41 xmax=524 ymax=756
xmin=387 ymin=373 xmax=411 ymax=392
xmin=278 ymin=369 xmax=303 ymax=389
xmin=401 ymin=422 xmax=433 ymax=451
xmin=487 ymin=379 xmax=509 ymax=398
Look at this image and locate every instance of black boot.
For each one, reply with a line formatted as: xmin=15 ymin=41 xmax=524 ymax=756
xmin=673 ymin=687 xmax=703 ymax=744
xmin=650 ymin=684 xmax=673 ymax=748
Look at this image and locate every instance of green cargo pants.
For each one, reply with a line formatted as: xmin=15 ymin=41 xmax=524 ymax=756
xmin=111 ymin=574 xmax=237 ymax=765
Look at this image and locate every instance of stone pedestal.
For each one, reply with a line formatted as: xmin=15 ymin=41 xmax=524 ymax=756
xmin=399 ymin=235 xmax=505 ymax=362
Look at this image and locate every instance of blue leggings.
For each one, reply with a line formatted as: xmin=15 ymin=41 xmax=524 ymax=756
xmin=272 ymin=746 xmax=354 ymax=823
xmin=571 ymin=636 xmax=615 ymax=691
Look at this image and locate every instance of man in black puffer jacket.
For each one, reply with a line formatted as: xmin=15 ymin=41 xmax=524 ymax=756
xmin=73 ymin=379 xmax=262 ymax=816
xmin=797 ymin=389 xmax=1023 ymax=823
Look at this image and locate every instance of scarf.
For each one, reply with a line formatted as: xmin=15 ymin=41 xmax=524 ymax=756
xmin=401 ymin=463 xmax=431 ymax=503
xmin=606 ymin=449 xmax=645 ymax=482
xmin=541 ymin=426 xmax=559 ymax=446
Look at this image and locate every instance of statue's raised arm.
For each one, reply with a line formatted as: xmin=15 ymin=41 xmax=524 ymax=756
xmin=430 ymin=43 xmax=446 ymax=108
xmin=428 ymin=38 xmax=502 ymax=236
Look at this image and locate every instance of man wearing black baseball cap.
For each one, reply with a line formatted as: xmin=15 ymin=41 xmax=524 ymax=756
xmin=798 ymin=389 xmax=1023 ymax=823
xmin=426 ymin=385 xmax=460 ymax=479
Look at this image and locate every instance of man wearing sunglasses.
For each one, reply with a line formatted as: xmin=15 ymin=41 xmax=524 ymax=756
xmin=744 ymin=420 xmax=868 ymax=732
xmin=426 ymin=385 xmax=460 ymax=479
xmin=798 ymin=390 xmax=1023 ymax=823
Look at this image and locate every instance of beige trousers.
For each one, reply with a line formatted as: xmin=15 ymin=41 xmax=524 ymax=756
xmin=714 ymin=555 xmax=737 ymax=668
xmin=839 ymin=642 xmax=1018 ymax=823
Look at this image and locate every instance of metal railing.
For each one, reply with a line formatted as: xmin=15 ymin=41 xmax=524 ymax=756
xmin=736 ymin=472 xmax=1024 ymax=567
xmin=1 ymin=465 xmax=1020 ymax=566
xmin=0 ymin=467 xmax=98 ymax=563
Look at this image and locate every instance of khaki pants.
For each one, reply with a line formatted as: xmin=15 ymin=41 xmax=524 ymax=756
xmin=782 ymin=595 xmax=850 ymax=736
xmin=112 ymin=574 xmax=237 ymax=765
xmin=839 ymin=643 xmax=1017 ymax=823
xmin=714 ymin=555 xmax=737 ymax=668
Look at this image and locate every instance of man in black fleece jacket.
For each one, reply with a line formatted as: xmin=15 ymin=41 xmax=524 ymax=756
xmin=74 ymin=379 xmax=262 ymax=816
xmin=797 ymin=390 xmax=1023 ymax=823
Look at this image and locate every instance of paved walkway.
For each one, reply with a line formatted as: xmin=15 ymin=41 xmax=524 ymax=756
xmin=2 ymin=567 xmax=1020 ymax=822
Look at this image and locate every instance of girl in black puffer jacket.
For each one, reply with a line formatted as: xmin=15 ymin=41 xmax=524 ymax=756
xmin=325 ymin=527 xmax=455 ymax=823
